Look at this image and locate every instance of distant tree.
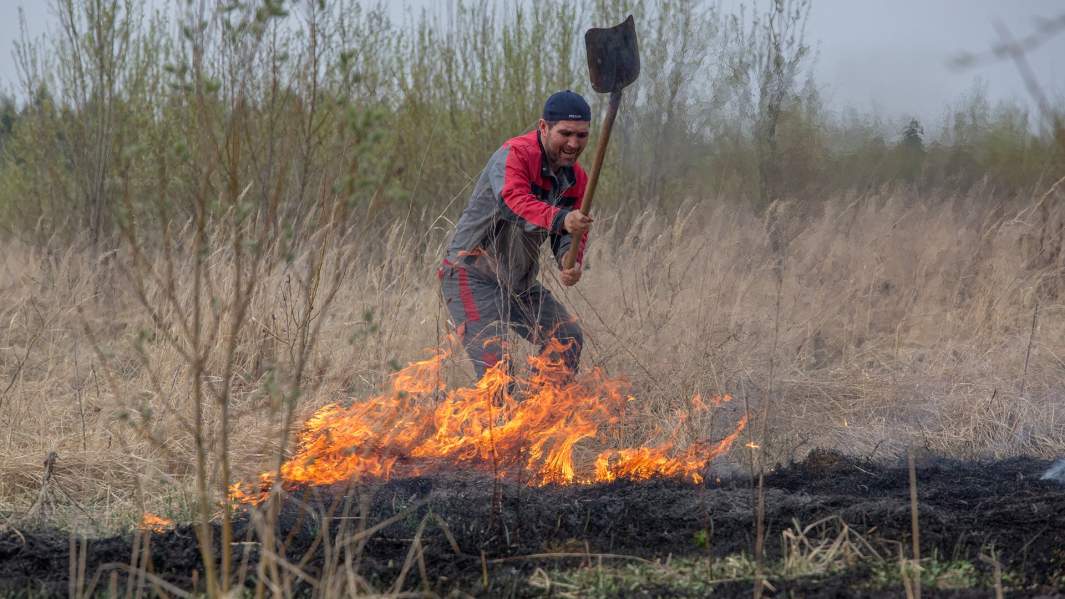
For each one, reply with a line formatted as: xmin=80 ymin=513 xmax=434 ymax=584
xmin=896 ymin=118 xmax=926 ymax=183
xmin=900 ymin=118 xmax=925 ymax=153
xmin=0 ymin=95 xmax=16 ymax=153
xmin=724 ymin=0 xmax=813 ymax=209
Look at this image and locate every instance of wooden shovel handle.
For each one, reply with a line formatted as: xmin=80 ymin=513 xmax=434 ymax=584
xmin=562 ymin=89 xmax=623 ymax=271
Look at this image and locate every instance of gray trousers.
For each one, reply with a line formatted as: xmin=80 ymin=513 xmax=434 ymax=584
xmin=439 ymin=261 xmax=583 ymax=380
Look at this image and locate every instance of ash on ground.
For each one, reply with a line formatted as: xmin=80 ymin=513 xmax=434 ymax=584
xmin=2 ymin=450 xmax=1064 ymax=598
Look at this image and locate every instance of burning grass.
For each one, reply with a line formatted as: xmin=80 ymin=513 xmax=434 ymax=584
xmin=137 ymin=513 xmax=174 ymax=533
xmin=231 ymin=340 xmax=746 ymax=503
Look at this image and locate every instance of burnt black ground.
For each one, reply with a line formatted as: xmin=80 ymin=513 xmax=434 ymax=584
xmin=2 ymin=450 xmax=1065 ymax=597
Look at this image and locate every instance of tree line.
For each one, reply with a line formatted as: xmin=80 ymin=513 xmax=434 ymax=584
xmin=0 ymin=0 xmax=1061 ymax=247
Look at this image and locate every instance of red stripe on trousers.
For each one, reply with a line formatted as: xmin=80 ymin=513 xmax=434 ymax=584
xmin=456 ymin=267 xmax=481 ymax=321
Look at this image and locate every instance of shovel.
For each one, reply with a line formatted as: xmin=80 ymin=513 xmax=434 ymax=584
xmin=562 ymin=15 xmax=640 ymax=271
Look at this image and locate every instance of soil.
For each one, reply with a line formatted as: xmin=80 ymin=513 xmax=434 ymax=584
xmin=2 ymin=450 xmax=1064 ymax=597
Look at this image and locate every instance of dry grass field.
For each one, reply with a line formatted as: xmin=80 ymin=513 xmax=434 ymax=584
xmin=1 ymin=3 xmax=1063 ymax=592
xmin=3 ymin=185 xmax=1064 ymax=534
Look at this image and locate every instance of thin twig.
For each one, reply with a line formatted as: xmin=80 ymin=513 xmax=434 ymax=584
xmin=908 ymin=449 xmax=922 ymax=599
xmin=487 ymin=552 xmax=653 ymax=564
xmin=0 ymin=300 xmax=45 ymax=409
xmin=1020 ymin=297 xmax=1040 ymax=397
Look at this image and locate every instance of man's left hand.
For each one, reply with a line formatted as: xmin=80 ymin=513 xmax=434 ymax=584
xmin=560 ymin=265 xmax=582 ymax=286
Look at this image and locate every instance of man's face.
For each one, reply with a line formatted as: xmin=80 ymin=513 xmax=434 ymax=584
xmin=539 ymin=119 xmax=590 ymax=168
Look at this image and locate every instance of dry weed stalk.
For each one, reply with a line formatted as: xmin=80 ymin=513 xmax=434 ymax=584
xmin=751 ymin=197 xmax=790 ymax=599
xmin=979 ymin=549 xmax=1005 ymax=599
xmin=22 ymin=452 xmax=59 ymax=527
xmin=907 ymin=449 xmax=922 ymax=599
xmin=780 ymin=516 xmax=880 ymax=577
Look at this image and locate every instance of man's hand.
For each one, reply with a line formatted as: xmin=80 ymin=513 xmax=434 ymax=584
xmin=560 ymin=264 xmax=582 ymax=286
xmin=563 ymin=210 xmax=593 ymax=237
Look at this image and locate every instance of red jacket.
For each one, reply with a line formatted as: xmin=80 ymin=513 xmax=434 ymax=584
xmin=445 ymin=130 xmax=588 ymax=289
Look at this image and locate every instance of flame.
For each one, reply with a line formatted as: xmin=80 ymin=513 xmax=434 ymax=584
xmin=139 ymin=512 xmax=174 ymax=533
xmin=232 ymin=340 xmax=746 ymax=503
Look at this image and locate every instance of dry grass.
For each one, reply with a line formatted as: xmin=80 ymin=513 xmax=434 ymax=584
xmin=1 ymin=186 xmax=1064 ymax=530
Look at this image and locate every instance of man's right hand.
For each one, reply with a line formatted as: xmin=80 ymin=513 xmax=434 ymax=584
xmin=563 ymin=210 xmax=593 ymax=236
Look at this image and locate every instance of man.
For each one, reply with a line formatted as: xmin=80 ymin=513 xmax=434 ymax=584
xmin=440 ymin=90 xmax=594 ymax=380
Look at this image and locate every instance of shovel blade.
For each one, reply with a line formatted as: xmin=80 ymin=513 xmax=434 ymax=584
xmin=585 ymin=15 xmax=640 ymax=94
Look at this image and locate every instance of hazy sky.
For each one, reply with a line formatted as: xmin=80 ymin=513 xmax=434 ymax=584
xmin=2 ymin=0 xmax=1062 ymax=125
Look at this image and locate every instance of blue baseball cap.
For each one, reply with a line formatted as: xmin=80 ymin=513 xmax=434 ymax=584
xmin=543 ymin=90 xmax=592 ymax=122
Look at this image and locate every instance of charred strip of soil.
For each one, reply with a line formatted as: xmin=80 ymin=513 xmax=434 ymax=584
xmin=2 ymin=451 xmax=1064 ymax=597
